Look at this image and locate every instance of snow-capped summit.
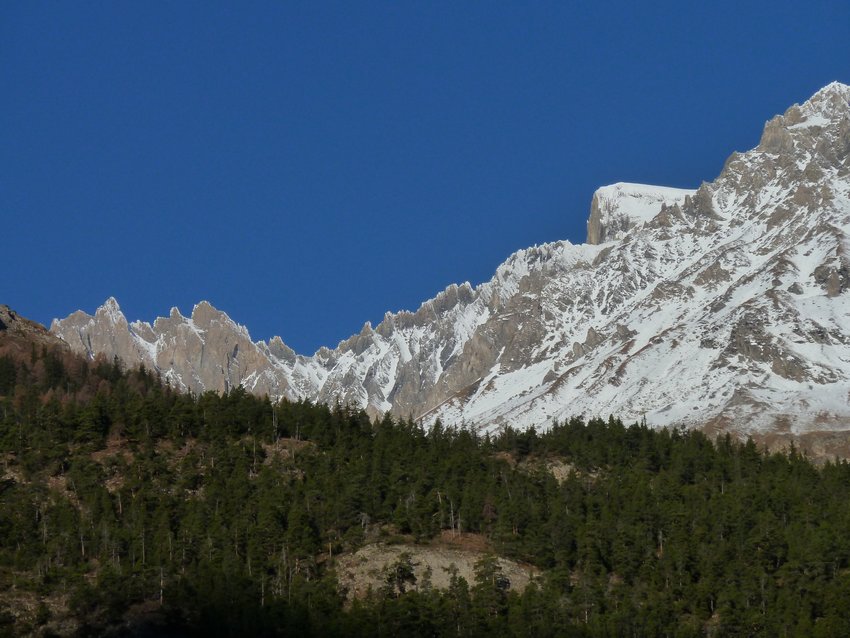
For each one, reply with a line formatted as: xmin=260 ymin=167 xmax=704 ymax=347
xmin=52 ymin=83 xmax=850 ymax=448
xmin=802 ymin=81 xmax=850 ymax=117
xmin=586 ymin=182 xmax=695 ymax=245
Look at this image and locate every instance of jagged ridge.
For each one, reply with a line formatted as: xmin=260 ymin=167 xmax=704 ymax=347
xmin=51 ymin=82 xmax=850 ymax=438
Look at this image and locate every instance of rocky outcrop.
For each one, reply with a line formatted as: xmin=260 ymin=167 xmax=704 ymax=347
xmin=1 ymin=305 xmax=68 ymax=352
xmin=337 ymin=541 xmax=539 ymax=600
xmin=586 ymin=183 xmax=694 ymax=245
xmin=1 ymin=305 xmax=71 ymax=368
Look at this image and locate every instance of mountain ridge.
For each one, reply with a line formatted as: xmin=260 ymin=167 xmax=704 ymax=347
xmin=51 ymin=82 xmax=850 ymax=439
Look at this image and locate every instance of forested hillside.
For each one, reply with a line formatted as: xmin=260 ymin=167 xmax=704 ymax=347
xmin=3 ymin=339 xmax=850 ymax=636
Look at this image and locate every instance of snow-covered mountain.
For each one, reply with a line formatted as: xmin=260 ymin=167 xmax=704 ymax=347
xmin=52 ymin=82 xmax=850 ymax=441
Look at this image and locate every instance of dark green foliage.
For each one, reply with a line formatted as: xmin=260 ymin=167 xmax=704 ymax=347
xmin=3 ymin=346 xmax=850 ymax=635
xmin=0 ymin=355 xmax=17 ymax=395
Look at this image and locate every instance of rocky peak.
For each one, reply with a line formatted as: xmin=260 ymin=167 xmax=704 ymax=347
xmin=803 ymin=81 xmax=850 ymax=117
xmin=190 ymin=300 xmax=223 ymax=327
xmin=97 ymin=296 xmax=128 ymax=326
xmin=266 ymin=335 xmax=296 ymax=363
xmin=586 ymin=182 xmax=695 ymax=245
xmin=758 ymin=82 xmax=850 ymax=157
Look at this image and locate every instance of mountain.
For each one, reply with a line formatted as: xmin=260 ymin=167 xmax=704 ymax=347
xmin=51 ymin=82 xmax=850 ymax=441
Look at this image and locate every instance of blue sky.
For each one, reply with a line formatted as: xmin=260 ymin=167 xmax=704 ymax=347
xmin=2 ymin=2 xmax=848 ymax=353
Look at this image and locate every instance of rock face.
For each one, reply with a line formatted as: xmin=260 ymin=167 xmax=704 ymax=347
xmin=336 ymin=542 xmax=538 ymax=600
xmin=51 ymin=82 xmax=850 ymax=438
xmin=52 ymin=299 xmax=320 ymax=400
xmin=586 ymin=183 xmax=694 ymax=245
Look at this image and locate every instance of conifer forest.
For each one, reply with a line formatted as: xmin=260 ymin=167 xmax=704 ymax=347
xmin=3 ymin=345 xmax=850 ymax=636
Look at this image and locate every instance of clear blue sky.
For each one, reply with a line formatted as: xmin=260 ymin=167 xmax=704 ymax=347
xmin=2 ymin=2 xmax=848 ymax=353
